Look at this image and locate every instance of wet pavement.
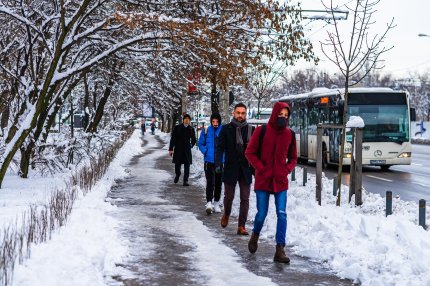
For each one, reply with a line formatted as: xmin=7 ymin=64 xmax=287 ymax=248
xmin=107 ymin=135 xmax=356 ymax=285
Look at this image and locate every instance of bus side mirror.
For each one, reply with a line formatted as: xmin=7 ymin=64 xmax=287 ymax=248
xmin=338 ymin=100 xmax=344 ymax=123
xmin=410 ymin=108 xmax=416 ymax=122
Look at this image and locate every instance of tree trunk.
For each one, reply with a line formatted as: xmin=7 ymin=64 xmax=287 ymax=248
xmin=19 ymin=140 xmax=35 ymax=178
xmin=0 ymin=128 xmax=31 ymax=187
xmin=39 ymin=75 xmax=83 ymax=154
xmin=210 ymin=70 xmax=219 ymax=114
xmin=257 ymin=99 xmax=261 ymax=118
xmin=172 ymin=109 xmax=181 ymax=132
xmin=0 ymin=91 xmax=10 ymax=133
xmin=85 ymin=78 xmax=114 ymax=133
xmin=83 ymin=74 xmax=90 ymax=130
xmin=335 ymin=73 xmax=350 ymax=206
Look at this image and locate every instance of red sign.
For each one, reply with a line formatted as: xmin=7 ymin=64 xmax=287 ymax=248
xmin=187 ymin=75 xmax=198 ymax=94
xmin=187 ymin=65 xmax=201 ymax=94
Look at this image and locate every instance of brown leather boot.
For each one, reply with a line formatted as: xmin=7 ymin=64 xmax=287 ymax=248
xmin=221 ymin=215 xmax=229 ymax=228
xmin=274 ymin=244 xmax=290 ymax=263
xmin=248 ymin=232 xmax=259 ymax=253
xmin=237 ymin=226 xmax=249 ymax=235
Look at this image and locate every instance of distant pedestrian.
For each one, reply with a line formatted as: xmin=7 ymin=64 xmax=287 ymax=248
xmin=150 ymin=121 xmax=156 ymax=135
xmin=216 ymin=103 xmax=254 ymax=235
xmin=169 ymin=114 xmax=197 ymax=186
xmin=245 ymin=101 xmax=297 ymax=263
xmin=197 ymin=113 xmax=224 ymax=215
xmin=140 ymin=119 xmax=146 ymax=135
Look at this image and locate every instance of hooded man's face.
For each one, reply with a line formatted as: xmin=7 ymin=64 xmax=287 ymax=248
xmin=278 ymin=108 xmax=289 ymax=119
xmin=211 ymin=118 xmax=219 ymax=128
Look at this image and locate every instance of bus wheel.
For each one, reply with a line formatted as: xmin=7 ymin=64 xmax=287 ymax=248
xmin=322 ymin=144 xmax=328 ymax=169
xmin=380 ymin=165 xmax=391 ymax=171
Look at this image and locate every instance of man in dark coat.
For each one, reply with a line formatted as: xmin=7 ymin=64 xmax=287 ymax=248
xmin=140 ymin=119 xmax=146 ymax=135
xmin=216 ymin=103 xmax=254 ymax=235
xmin=169 ymin=114 xmax=197 ymax=186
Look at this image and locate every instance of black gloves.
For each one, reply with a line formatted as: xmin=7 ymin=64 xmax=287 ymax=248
xmin=215 ymin=166 xmax=223 ymax=174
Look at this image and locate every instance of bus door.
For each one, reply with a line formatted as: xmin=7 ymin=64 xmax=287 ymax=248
xmin=300 ymin=108 xmax=308 ymax=157
xmin=327 ymin=102 xmax=343 ymax=163
xmin=329 ymin=129 xmax=341 ymax=163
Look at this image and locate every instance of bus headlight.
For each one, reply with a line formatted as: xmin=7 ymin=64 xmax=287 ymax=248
xmin=344 ymin=153 xmax=352 ymax=158
xmin=397 ymin=152 xmax=411 ymax=158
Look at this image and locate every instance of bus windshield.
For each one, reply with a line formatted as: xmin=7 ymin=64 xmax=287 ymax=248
xmin=348 ymin=93 xmax=409 ymax=143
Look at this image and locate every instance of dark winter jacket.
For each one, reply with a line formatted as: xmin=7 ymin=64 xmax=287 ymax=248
xmin=216 ymin=121 xmax=254 ymax=185
xmin=169 ymin=124 xmax=197 ymax=164
xmin=197 ymin=125 xmax=224 ymax=164
xmin=245 ymin=102 xmax=297 ymax=193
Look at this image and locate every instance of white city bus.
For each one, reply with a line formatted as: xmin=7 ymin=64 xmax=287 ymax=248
xmin=276 ymin=87 xmax=413 ymax=170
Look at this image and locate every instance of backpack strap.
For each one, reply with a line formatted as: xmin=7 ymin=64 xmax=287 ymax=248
xmin=256 ymin=124 xmax=266 ymax=158
xmin=287 ymin=128 xmax=296 ymax=158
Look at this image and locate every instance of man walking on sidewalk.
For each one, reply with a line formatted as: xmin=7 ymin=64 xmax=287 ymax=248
xmin=169 ymin=114 xmax=197 ymax=186
xmin=216 ymin=103 xmax=254 ymax=235
xmin=245 ymin=101 xmax=297 ymax=263
xmin=197 ymin=113 xmax=224 ymax=215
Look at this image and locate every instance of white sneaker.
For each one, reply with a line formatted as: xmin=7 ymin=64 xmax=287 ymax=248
xmin=213 ymin=201 xmax=221 ymax=213
xmin=205 ymin=201 xmax=213 ymax=215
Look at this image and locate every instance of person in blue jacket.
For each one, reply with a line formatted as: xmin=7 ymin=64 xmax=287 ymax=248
xmin=198 ymin=113 xmax=224 ymax=215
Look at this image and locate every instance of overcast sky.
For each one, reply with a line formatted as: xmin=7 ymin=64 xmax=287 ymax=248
xmin=292 ymin=0 xmax=430 ymax=79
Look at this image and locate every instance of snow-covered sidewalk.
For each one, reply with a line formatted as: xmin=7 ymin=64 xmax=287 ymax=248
xmin=3 ymin=130 xmax=430 ymax=285
xmin=105 ymin=133 xmax=276 ymax=285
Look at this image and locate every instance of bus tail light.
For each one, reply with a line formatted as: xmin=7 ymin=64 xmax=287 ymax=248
xmin=397 ymin=152 xmax=411 ymax=158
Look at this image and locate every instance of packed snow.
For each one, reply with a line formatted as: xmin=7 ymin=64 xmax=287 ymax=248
xmin=346 ymin=116 xmax=365 ymax=128
xmin=0 ymin=129 xmax=429 ymax=286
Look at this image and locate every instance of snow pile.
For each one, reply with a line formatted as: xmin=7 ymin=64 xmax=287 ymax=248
xmin=12 ymin=129 xmax=144 ymax=286
xmin=189 ymin=131 xmax=430 ymax=286
xmin=346 ymin=116 xmax=365 ymax=128
xmin=286 ymin=170 xmax=430 ymax=285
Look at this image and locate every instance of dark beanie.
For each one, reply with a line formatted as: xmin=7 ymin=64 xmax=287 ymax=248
xmin=183 ymin=114 xmax=191 ymax=120
xmin=210 ymin=113 xmax=222 ymax=125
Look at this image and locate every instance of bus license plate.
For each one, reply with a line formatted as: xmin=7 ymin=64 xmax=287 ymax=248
xmin=370 ymin=160 xmax=386 ymax=165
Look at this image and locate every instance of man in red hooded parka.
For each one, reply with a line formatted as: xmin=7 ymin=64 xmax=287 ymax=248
xmin=245 ymin=101 xmax=297 ymax=263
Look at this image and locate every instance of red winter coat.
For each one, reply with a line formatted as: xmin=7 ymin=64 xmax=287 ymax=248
xmin=245 ymin=102 xmax=297 ymax=193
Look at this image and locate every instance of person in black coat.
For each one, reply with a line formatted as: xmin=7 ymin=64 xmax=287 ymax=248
xmin=140 ymin=119 xmax=146 ymax=135
xmin=216 ymin=103 xmax=254 ymax=235
xmin=169 ymin=114 xmax=197 ymax=186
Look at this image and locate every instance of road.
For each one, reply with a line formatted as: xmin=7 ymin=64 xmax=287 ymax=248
xmin=298 ymin=144 xmax=430 ymax=203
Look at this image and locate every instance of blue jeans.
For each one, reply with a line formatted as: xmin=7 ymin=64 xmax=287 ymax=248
xmin=252 ymin=190 xmax=287 ymax=246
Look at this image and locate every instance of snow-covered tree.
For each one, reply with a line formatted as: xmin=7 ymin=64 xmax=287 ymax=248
xmin=320 ymin=0 xmax=395 ymax=205
xmin=0 ymin=0 xmax=166 ymax=186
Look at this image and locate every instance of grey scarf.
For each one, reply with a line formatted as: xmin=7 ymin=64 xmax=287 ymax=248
xmin=231 ymin=118 xmax=248 ymax=154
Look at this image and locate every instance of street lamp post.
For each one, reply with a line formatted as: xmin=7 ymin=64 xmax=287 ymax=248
xmin=418 ymin=34 xmax=430 ymax=121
